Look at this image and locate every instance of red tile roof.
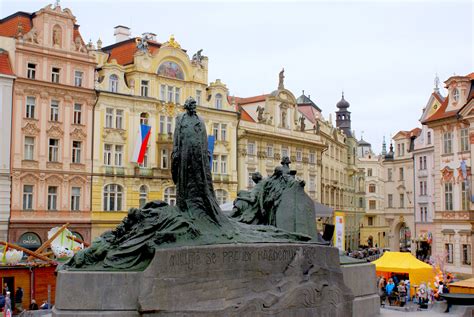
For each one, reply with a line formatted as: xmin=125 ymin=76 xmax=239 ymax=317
xmin=409 ymin=127 xmax=421 ymax=137
xmin=240 ymin=107 xmax=255 ymax=122
xmin=0 ymin=12 xmax=32 ymax=37
xmin=0 ymin=50 xmax=14 ymax=76
xmin=422 ymin=96 xmax=456 ymax=123
xmin=234 ymin=94 xmax=268 ymax=105
xmin=467 ymin=72 xmax=474 ymax=80
xmin=104 ymin=38 xmax=161 ymax=65
xmin=298 ymin=105 xmax=317 ymax=124
xmin=73 ymin=25 xmax=85 ymax=46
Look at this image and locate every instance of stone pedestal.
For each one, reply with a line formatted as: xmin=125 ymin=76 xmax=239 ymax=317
xmin=53 ymin=243 xmax=354 ymax=317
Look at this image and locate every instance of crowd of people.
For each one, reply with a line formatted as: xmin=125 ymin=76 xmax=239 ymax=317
xmin=1 ymin=283 xmax=51 ymax=316
xmin=377 ymin=273 xmax=452 ymax=310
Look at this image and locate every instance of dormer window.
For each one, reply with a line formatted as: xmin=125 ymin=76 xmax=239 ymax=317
xmin=109 ymin=74 xmax=118 ymax=92
xmin=453 ymin=88 xmax=460 ymax=102
xmin=215 ymin=94 xmax=223 ymax=109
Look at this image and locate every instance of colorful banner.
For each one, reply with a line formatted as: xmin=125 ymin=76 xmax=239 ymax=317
xmin=132 ymin=124 xmax=151 ymax=164
xmin=334 ymin=211 xmax=345 ymax=251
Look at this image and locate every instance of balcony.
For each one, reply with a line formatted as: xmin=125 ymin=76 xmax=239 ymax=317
xmin=213 ymin=174 xmax=231 ymax=182
xmin=135 ymin=167 xmax=153 ymax=177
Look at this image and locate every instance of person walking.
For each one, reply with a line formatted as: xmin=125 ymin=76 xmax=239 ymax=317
xmin=378 ymin=277 xmax=386 ymax=307
xmin=385 ymin=278 xmax=395 ymax=306
xmin=4 ymin=291 xmax=12 ymax=317
xmin=14 ymin=287 xmax=23 ymax=313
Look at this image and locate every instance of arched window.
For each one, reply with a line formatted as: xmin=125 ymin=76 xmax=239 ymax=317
xmin=215 ymin=189 xmax=228 ymax=205
xmin=164 ymin=186 xmax=176 ymax=206
xmin=109 ymin=74 xmax=119 ymax=93
xmin=215 ymin=94 xmax=223 ymax=109
xmin=139 ymin=185 xmax=148 ymax=208
xmin=140 ymin=112 xmax=149 ymax=125
xmin=103 ymin=184 xmax=123 ymax=211
xmin=453 ymin=88 xmax=460 ymax=101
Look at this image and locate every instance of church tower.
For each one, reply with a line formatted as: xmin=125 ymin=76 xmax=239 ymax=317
xmin=335 ymin=92 xmax=352 ymax=137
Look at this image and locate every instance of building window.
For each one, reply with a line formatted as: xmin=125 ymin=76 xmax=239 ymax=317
xmin=215 ymin=94 xmax=223 ymax=109
xmin=388 ymin=194 xmax=393 ymax=208
xmin=72 ymin=141 xmax=82 ymax=164
xmin=399 ymin=193 xmax=404 ymax=208
xmin=387 ymin=168 xmax=392 ymax=181
xmin=248 ymin=172 xmax=255 ymax=189
xmin=103 ymin=184 xmax=123 ymax=211
xmin=368 ymin=216 xmax=374 ymax=226
xmin=139 ymin=185 xmax=148 ymax=208
xmin=71 ymin=187 xmax=81 ymax=211
xmin=369 ymin=184 xmax=376 ymax=193
xmin=462 ymin=244 xmax=471 ymax=265
xmin=296 ymin=149 xmax=302 ymax=162
xmin=427 ymin=132 xmax=431 ymax=145
xmin=267 ymin=144 xmax=274 ymax=158
xmin=213 ymin=123 xmax=219 ymax=140
xmin=453 ymin=88 xmax=460 ymax=101
xmin=23 ymin=185 xmax=33 ymax=210
xmin=27 ymin=63 xmax=36 ymax=79
xmin=309 ymin=176 xmax=316 ymax=192
xmin=281 ymin=147 xmax=289 ymax=158
xmin=50 ymin=100 xmax=59 ymax=121
xmin=419 ymin=180 xmax=427 ymax=196
xmin=26 ymin=96 xmax=36 ymax=118
xmin=164 ymin=187 xmax=176 ymax=206
xmin=73 ymin=103 xmax=82 ymax=124
xmin=116 ymin=110 xmax=123 ymax=129
xmin=460 ymin=128 xmax=469 ymax=152
xmin=309 ymin=151 xmax=315 ymax=164
xmin=140 ymin=112 xmax=149 ymax=125
xmin=48 ymin=139 xmax=59 ymax=162
xmin=367 ymin=168 xmax=373 ymax=177
xmin=369 ymin=200 xmax=376 ymax=210
xmin=175 ymin=87 xmax=181 ymax=104
xmin=161 ymin=149 xmax=169 ymax=169
xmin=24 ymin=137 xmax=35 ymax=160
xmin=167 ymin=86 xmax=173 ymax=102
xmin=159 ymin=116 xmax=165 ymax=134
xmin=399 ymin=168 xmax=404 ymax=181
xmin=221 ymin=124 xmax=227 ymax=141
xmin=445 ymin=243 xmax=453 ymax=263
xmin=105 ymin=108 xmax=114 ymax=128
xmin=443 ymin=132 xmax=453 ymax=154
xmin=141 ymin=80 xmax=149 ymax=97
xmin=196 ymin=90 xmax=202 ymax=105
xmin=401 ymin=143 xmax=405 ymax=156
xmin=445 ymin=182 xmax=453 ymax=211
xmin=462 ymin=181 xmax=469 ymax=211
xmin=115 ymin=145 xmax=123 ymax=166
xmin=160 ymin=85 xmax=166 ymax=101
xmin=166 ymin=116 xmax=172 ymax=134
xmin=104 ymin=144 xmax=112 ymax=165
xmin=215 ymin=189 xmax=228 ymax=205
xmin=74 ymin=71 xmax=83 ymax=87
xmin=212 ymin=155 xmax=219 ymax=173
xmin=220 ymin=155 xmax=227 ymax=174
xmin=51 ymin=67 xmax=60 ymax=83
xmin=47 ymin=186 xmax=58 ymax=210
xmin=109 ymin=74 xmax=119 ymax=92
xmin=247 ymin=142 xmax=256 ymax=156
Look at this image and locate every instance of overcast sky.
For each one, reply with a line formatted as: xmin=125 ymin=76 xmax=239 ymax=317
xmin=1 ymin=0 xmax=472 ymax=153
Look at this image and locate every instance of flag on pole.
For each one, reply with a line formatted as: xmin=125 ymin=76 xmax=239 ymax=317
xmin=132 ymin=124 xmax=151 ymax=164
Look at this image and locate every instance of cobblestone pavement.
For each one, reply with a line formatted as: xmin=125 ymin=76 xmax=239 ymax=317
xmin=380 ymin=301 xmax=473 ymax=316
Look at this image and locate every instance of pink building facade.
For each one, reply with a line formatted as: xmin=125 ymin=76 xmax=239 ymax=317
xmin=0 ymin=4 xmax=96 ymax=246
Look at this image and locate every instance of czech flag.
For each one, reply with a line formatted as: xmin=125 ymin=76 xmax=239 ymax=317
xmin=132 ymin=124 xmax=151 ymax=164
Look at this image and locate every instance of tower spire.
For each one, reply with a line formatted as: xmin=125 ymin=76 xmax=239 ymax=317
xmin=382 ymin=136 xmax=387 ymax=155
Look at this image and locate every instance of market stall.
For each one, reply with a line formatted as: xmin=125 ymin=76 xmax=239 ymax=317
xmin=448 ymin=278 xmax=474 ymax=294
xmin=373 ymin=251 xmax=435 ymax=293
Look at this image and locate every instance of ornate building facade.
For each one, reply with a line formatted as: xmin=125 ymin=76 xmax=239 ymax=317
xmin=91 ymin=29 xmax=238 ymax=238
xmin=0 ymin=47 xmax=15 ymax=241
xmin=423 ymin=73 xmax=473 ymax=277
xmin=383 ymin=129 xmax=420 ymax=252
xmin=412 ymin=84 xmax=443 ymax=260
xmin=1 ymin=4 xmax=96 ymax=245
xmin=358 ymin=140 xmax=389 ymax=248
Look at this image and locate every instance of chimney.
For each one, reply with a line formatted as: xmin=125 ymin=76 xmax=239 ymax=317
xmin=114 ymin=25 xmax=131 ymax=43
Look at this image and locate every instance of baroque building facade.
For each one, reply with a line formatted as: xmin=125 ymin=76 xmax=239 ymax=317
xmin=91 ymin=29 xmax=238 ymax=238
xmin=383 ymin=129 xmax=420 ymax=252
xmin=423 ymin=73 xmax=473 ymax=278
xmin=0 ymin=4 xmax=96 ymax=245
xmin=0 ymin=47 xmax=15 ymax=241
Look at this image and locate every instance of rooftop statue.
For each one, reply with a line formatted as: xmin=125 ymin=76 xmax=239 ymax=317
xmin=62 ymin=97 xmax=325 ymax=271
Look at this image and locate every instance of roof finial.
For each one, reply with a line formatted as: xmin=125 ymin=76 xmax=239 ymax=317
xmin=342 ymin=90 xmax=344 ymax=99
xmin=361 ymin=130 xmax=364 ymax=140
xmin=54 ymin=0 xmax=60 ymax=8
xmin=278 ymin=68 xmax=285 ymax=90
xmin=382 ymin=136 xmax=387 ymax=155
xmin=434 ymin=73 xmax=440 ymax=93
xmin=302 ymin=90 xmax=305 ymax=96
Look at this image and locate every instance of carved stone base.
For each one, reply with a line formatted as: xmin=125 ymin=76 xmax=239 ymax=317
xmin=53 ymin=244 xmax=354 ymax=317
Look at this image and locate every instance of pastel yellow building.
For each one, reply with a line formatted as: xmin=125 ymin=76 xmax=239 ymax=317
xmin=90 ymin=28 xmax=238 ymax=238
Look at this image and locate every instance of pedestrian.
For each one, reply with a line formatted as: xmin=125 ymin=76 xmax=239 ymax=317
xmin=378 ymin=277 xmax=386 ymax=307
xmin=29 ymin=299 xmax=39 ymax=310
xmin=397 ymin=280 xmax=407 ymax=307
xmin=14 ymin=286 xmax=23 ymax=313
xmin=4 ymin=291 xmax=12 ymax=315
xmin=2 ymin=283 xmax=8 ymax=296
xmin=385 ymin=278 xmax=395 ymax=306
xmin=40 ymin=300 xmax=51 ymax=310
